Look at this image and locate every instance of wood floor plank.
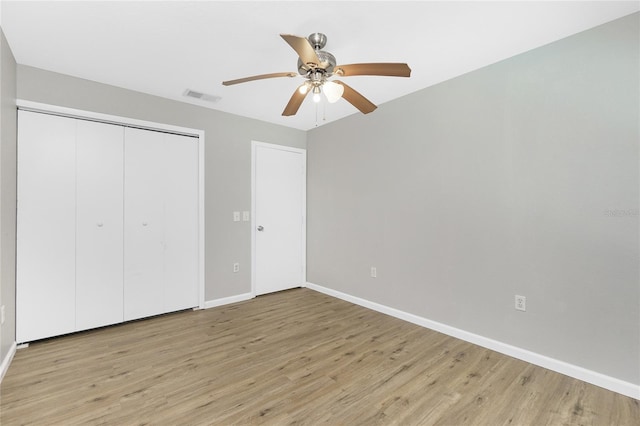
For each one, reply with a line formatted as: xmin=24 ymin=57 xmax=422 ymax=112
xmin=1 ymin=288 xmax=638 ymax=425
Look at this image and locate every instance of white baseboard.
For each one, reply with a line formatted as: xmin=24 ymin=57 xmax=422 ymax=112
xmin=306 ymin=282 xmax=640 ymax=400
xmin=204 ymin=292 xmax=253 ymax=309
xmin=0 ymin=341 xmax=17 ymax=383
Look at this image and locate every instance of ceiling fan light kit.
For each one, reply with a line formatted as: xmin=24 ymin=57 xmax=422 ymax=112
xmin=222 ymin=32 xmax=411 ymax=117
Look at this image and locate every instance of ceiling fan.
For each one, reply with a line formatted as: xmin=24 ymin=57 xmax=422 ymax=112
xmin=222 ymin=33 xmax=411 ymax=116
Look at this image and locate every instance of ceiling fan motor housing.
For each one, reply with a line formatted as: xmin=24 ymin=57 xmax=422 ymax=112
xmin=297 ymin=50 xmax=337 ymax=75
xmin=297 ymin=32 xmax=336 ymax=75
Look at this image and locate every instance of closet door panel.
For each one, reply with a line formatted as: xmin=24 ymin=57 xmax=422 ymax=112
xmin=163 ymin=134 xmax=199 ymax=311
xmin=123 ymin=128 xmax=165 ymax=321
xmin=16 ymin=111 xmax=76 ymax=342
xmin=75 ymin=120 xmax=124 ymax=331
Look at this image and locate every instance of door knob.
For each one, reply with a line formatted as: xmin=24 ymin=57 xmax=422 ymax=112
xmin=257 ymin=226 xmax=264 ymax=232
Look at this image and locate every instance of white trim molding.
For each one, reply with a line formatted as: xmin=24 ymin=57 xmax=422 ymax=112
xmin=306 ymin=282 xmax=640 ymax=400
xmin=204 ymin=292 xmax=253 ymax=310
xmin=0 ymin=342 xmax=17 ymax=383
xmin=16 ymin=100 xmax=202 ymax=137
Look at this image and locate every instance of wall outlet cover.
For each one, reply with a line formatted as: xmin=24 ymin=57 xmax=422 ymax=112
xmin=515 ymin=295 xmax=526 ymax=311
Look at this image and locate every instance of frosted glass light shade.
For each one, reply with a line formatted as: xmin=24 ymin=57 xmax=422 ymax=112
xmin=298 ymin=82 xmax=310 ymax=95
xmin=323 ymin=81 xmax=344 ymax=103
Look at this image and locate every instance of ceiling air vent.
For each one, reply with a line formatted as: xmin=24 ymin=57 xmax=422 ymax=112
xmin=183 ymin=89 xmax=221 ymax=103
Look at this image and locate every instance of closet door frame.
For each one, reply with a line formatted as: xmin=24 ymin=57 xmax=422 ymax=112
xmin=17 ymin=100 xmax=206 ymax=311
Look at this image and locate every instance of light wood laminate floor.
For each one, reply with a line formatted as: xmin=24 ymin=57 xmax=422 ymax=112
xmin=1 ymin=288 xmax=638 ymax=425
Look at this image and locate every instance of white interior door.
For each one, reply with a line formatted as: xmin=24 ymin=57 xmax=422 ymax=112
xmin=253 ymin=142 xmax=306 ymax=296
xmin=16 ymin=111 xmax=77 ymax=342
xmin=75 ymin=120 xmax=124 ymax=331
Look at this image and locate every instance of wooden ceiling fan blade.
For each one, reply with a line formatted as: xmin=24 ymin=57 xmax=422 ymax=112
xmin=222 ymin=72 xmax=297 ymax=86
xmin=280 ymin=34 xmax=320 ymax=68
xmin=282 ymin=84 xmax=309 ymax=116
xmin=334 ymin=80 xmax=377 ymax=114
xmin=334 ymin=63 xmax=411 ymax=78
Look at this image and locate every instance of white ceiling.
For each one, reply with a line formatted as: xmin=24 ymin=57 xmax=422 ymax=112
xmin=2 ymin=1 xmax=638 ymax=131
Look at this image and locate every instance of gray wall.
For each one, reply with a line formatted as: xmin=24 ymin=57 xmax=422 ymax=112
xmin=0 ymin=27 xmax=17 ymax=364
xmin=307 ymin=13 xmax=639 ymax=385
xmin=17 ymin=65 xmax=307 ymax=302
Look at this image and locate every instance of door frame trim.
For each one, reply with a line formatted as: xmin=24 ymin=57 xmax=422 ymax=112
xmin=251 ymin=141 xmax=307 ymax=297
xmin=17 ymin=100 xmax=206 ymax=310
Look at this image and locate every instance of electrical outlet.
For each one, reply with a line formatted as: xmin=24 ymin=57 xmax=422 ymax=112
xmin=242 ymin=211 xmax=250 ymax=221
xmin=370 ymin=267 xmax=377 ymax=278
xmin=233 ymin=263 xmax=240 ymax=273
xmin=233 ymin=211 xmax=240 ymax=222
xmin=515 ymin=295 xmax=526 ymax=311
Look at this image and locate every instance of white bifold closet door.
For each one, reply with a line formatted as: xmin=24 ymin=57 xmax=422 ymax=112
xmin=17 ymin=110 xmax=199 ymax=343
xmin=75 ymin=120 xmax=124 ymax=331
xmin=123 ymin=128 xmax=199 ymax=321
xmin=16 ymin=112 xmax=77 ymax=342
xmin=17 ymin=112 xmax=125 ymax=341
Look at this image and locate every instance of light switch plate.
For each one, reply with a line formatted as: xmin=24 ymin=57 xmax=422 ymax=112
xmin=233 ymin=211 xmax=240 ymax=222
